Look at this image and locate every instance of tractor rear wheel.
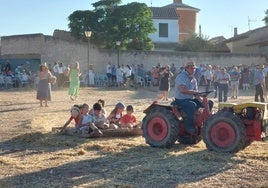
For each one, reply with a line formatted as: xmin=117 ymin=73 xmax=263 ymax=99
xmin=142 ymin=107 xmax=179 ymax=148
xmin=203 ymin=111 xmax=246 ymax=153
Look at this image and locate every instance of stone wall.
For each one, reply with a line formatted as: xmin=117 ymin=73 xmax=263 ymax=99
xmin=1 ymin=33 xmax=267 ymax=74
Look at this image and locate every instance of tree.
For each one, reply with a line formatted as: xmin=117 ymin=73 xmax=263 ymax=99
xmin=105 ymin=2 xmax=155 ymax=50
xmin=263 ymin=9 xmax=268 ymax=25
xmin=68 ymin=10 xmax=97 ymax=39
xmin=176 ymin=33 xmax=215 ymax=52
xmin=68 ymin=0 xmax=120 ymax=47
xmin=68 ymin=0 xmax=155 ymax=50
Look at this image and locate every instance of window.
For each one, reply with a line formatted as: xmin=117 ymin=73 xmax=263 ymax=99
xmin=159 ymin=23 xmax=168 ymax=37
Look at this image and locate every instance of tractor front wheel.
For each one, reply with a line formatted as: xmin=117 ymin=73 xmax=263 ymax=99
xmin=142 ymin=107 xmax=179 ymax=148
xmin=203 ymin=111 xmax=246 ymax=153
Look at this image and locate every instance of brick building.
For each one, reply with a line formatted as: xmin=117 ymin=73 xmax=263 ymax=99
xmin=164 ymin=0 xmax=199 ymax=43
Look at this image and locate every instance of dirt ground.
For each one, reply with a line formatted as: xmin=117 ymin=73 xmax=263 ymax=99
xmin=0 ymin=86 xmax=267 ymax=188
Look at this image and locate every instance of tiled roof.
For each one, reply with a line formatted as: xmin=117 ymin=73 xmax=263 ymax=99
xmin=150 ymin=7 xmax=178 ymax=19
xmin=163 ymin=2 xmax=200 ymax=12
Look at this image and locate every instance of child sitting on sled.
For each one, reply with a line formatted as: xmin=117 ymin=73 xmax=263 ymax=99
xmin=60 ymin=104 xmax=82 ymax=132
xmin=78 ymin=103 xmax=103 ymax=136
xmin=120 ymin=105 xmax=138 ymax=128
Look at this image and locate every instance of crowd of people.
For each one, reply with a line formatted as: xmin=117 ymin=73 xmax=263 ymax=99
xmin=0 ymin=60 xmax=36 ymax=89
xmin=2 ymin=58 xmax=267 ymax=109
xmin=103 ymin=61 xmax=267 ymax=103
xmin=195 ymin=63 xmax=267 ymax=103
xmin=60 ymin=99 xmax=139 ymax=137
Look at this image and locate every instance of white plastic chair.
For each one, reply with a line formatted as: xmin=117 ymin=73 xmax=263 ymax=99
xmin=0 ymin=75 xmax=5 ymax=88
xmin=135 ymin=76 xmax=145 ymax=86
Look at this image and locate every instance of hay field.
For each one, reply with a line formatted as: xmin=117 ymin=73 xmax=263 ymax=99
xmin=0 ymin=86 xmax=267 ymax=188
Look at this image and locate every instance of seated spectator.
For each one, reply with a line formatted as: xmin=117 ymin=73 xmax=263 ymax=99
xmin=97 ymin=99 xmax=106 ymax=115
xmin=78 ymin=103 xmax=103 ymax=135
xmin=120 ymin=105 xmax=137 ymax=128
xmin=89 ymin=99 xmax=106 ymax=115
xmin=0 ymin=73 xmax=5 ymax=88
xmin=60 ymin=104 xmax=82 ymax=132
xmin=21 ymin=71 xmax=29 ymax=82
xmin=107 ymin=102 xmax=125 ymax=128
xmin=89 ymin=102 xmax=110 ymax=129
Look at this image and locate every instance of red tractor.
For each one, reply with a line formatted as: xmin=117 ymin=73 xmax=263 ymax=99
xmin=142 ymin=91 xmax=268 ymax=152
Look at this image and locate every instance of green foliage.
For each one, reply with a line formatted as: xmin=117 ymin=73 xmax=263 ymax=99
xmin=263 ymin=9 xmax=268 ymax=25
xmin=105 ymin=2 xmax=155 ymax=50
xmin=175 ymin=34 xmax=215 ymax=52
xmin=68 ymin=0 xmax=155 ymax=50
xmin=92 ymin=0 xmax=121 ymax=9
xmin=68 ymin=10 xmax=98 ymax=39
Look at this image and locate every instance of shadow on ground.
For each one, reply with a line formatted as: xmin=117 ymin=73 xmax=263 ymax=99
xmin=0 ymin=131 xmax=240 ymax=188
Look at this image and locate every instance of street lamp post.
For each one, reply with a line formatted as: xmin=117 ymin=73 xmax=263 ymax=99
xmin=116 ymin=41 xmax=121 ymax=67
xmin=85 ymin=31 xmax=92 ymax=71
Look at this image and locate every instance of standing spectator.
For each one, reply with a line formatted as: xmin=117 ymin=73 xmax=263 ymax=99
xmin=64 ymin=64 xmax=70 ymax=77
xmin=212 ymin=65 xmax=220 ymax=98
xmin=68 ymin=62 xmax=81 ymax=101
xmin=4 ymin=60 xmax=11 ymax=74
xmin=170 ymin=63 xmax=177 ymax=87
xmin=36 ymin=63 xmax=52 ymax=107
xmin=121 ymin=64 xmax=127 ymax=83
xmin=52 ymin=62 xmax=59 ymax=88
xmin=52 ymin=62 xmax=59 ymax=75
xmin=131 ymin=64 xmax=136 ymax=81
xmin=57 ymin=62 xmax=65 ymax=87
xmin=217 ymin=68 xmax=231 ymax=103
xmin=241 ymin=65 xmax=250 ymax=90
xmin=116 ymin=65 xmax=124 ymax=87
xmin=170 ymin=63 xmax=176 ymax=75
xmin=203 ymin=64 xmax=213 ymax=92
xmin=264 ymin=63 xmax=268 ymax=89
xmin=106 ymin=62 xmax=112 ymax=86
xmin=230 ymin=66 xmax=241 ymax=99
xmin=253 ymin=65 xmax=265 ymax=102
xmin=158 ymin=66 xmax=173 ymax=101
xmin=124 ymin=65 xmax=132 ymax=87
xmin=111 ymin=64 xmax=117 ymax=86
xmin=88 ymin=68 xmax=95 ymax=86
xmin=152 ymin=65 xmax=159 ymax=86
xmin=48 ymin=63 xmax=53 ymax=73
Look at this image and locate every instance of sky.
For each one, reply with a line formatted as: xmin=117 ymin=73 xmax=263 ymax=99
xmin=0 ymin=0 xmax=267 ymax=39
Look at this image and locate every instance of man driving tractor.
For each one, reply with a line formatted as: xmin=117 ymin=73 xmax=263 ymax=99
xmin=174 ymin=61 xmax=213 ymax=134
